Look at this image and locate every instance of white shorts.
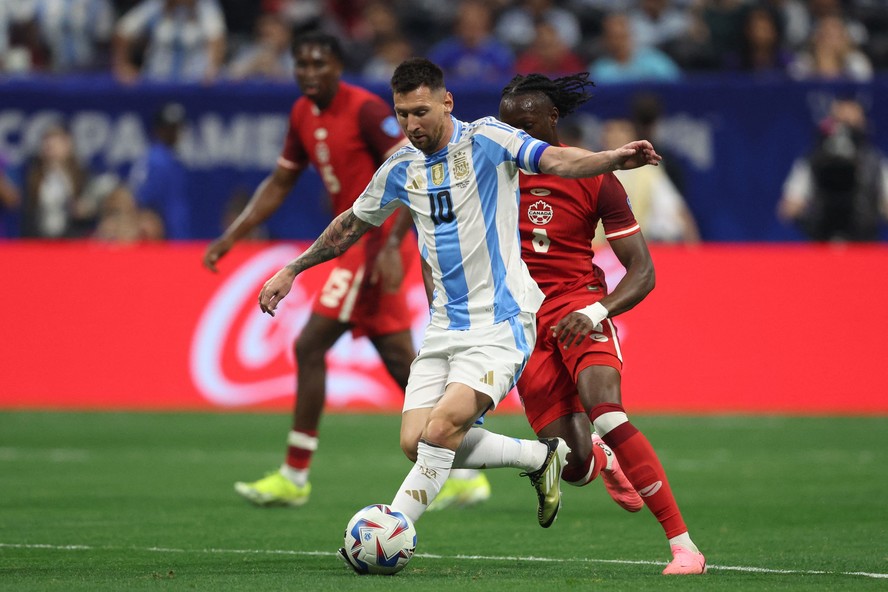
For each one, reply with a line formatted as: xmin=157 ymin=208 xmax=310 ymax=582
xmin=403 ymin=311 xmax=537 ymax=412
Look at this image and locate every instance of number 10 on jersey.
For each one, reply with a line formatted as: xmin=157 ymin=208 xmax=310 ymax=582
xmin=428 ymin=191 xmax=454 ymax=225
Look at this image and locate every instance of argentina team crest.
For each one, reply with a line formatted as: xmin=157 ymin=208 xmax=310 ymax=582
xmin=452 ymin=151 xmax=470 ymax=181
xmin=431 ymin=163 xmax=445 ymax=185
xmin=527 ymin=200 xmax=553 ymax=225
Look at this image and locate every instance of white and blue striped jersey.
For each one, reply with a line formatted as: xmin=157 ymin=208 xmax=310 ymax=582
xmin=116 ymin=0 xmax=226 ymax=82
xmin=352 ymin=116 xmax=549 ymax=330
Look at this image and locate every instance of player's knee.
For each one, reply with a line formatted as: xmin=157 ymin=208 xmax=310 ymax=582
xmin=422 ymin=416 xmax=460 ymax=449
xmin=399 ymin=432 xmax=420 ymax=462
xmin=294 ymin=335 xmax=325 ymax=365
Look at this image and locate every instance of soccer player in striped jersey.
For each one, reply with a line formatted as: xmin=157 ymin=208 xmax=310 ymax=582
xmin=499 ymin=72 xmax=705 ymax=575
xmin=257 ymin=58 xmax=661 ymax=555
xmin=205 ymin=33 xmax=489 ymax=509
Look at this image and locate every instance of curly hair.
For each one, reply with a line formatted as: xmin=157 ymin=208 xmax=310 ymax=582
xmin=501 ymin=72 xmax=595 ymax=116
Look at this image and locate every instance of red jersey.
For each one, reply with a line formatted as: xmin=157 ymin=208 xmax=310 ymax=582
xmin=278 ymin=81 xmax=404 ymax=217
xmin=519 ymin=170 xmax=639 ymax=299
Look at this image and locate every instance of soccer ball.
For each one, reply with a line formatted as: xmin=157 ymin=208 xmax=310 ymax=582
xmin=341 ymin=504 xmax=417 ymax=575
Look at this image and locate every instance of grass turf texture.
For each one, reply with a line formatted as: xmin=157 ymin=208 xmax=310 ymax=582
xmin=1 ymin=412 xmax=886 ymax=591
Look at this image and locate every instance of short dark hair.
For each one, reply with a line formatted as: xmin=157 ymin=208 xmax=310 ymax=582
xmin=390 ymin=58 xmax=444 ymax=95
xmin=291 ymin=30 xmax=344 ymax=63
xmin=501 ymin=72 xmax=594 ymax=117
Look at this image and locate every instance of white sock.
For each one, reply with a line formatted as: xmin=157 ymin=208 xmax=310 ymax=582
xmin=453 ymin=428 xmax=546 ymax=472
xmin=449 ymin=468 xmax=480 ymax=480
xmin=390 ymin=441 xmax=454 ymax=523
xmin=668 ymin=532 xmax=699 ymax=554
xmin=279 ymin=464 xmax=308 ymax=487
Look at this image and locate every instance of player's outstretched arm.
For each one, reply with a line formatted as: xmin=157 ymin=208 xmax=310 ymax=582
xmin=258 ymin=208 xmax=372 ymax=316
xmin=203 ymin=165 xmax=300 ymax=272
xmin=539 ymin=140 xmax=662 ymax=178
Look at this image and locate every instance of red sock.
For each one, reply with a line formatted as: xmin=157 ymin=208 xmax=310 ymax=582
xmin=285 ymin=429 xmax=318 ymax=471
xmin=590 ymin=403 xmax=687 ymax=538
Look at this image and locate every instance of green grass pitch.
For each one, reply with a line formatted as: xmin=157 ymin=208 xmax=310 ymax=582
xmin=1 ymin=411 xmax=886 ymax=591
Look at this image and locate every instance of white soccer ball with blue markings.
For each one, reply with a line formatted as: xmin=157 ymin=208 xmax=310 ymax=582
xmin=342 ymin=504 xmax=417 ymax=575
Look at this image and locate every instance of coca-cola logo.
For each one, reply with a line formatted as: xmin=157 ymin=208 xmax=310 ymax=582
xmin=189 ymin=245 xmax=429 ymax=408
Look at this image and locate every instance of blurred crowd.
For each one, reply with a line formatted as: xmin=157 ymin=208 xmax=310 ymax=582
xmin=1 ymin=0 xmax=886 ymax=243
xmin=1 ymin=0 xmax=887 ymax=83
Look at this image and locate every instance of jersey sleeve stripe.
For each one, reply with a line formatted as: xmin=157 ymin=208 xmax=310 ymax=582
xmin=518 ymin=140 xmax=548 ymax=173
xmin=604 ymin=223 xmax=641 ymax=240
xmin=381 ymin=161 xmax=408 ymax=209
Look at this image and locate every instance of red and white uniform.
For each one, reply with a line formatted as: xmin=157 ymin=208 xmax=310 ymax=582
xmin=516 ymin=168 xmax=640 ymax=432
xmin=278 ymin=81 xmax=413 ymax=337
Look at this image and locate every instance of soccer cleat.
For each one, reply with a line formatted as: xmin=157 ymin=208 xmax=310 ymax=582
xmin=233 ymin=471 xmax=310 ymax=507
xmin=592 ymin=434 xmax=643 ymax=512
xmin=427 ymin=473 xmax=492 ymax=511
xmin=521 ymin=437 xmax=570 ymax=528
xmin=337 ymin=546 xmax=365 ymax=575
xmin=662 ymin=545 xmax=707 ymax=575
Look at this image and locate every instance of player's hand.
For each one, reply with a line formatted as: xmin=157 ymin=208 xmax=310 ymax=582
xmin=552 ymin=312 xmax=604 ymax=349
xmin=203 ymin=237 xmax=233 ymax=273
xmin=369 ymin=244 xmax=404 ymax=293
xmin=258 ymin=267 xmax=296 ymax=317
xmin=613 ymin=140 xmax=662 ymax=171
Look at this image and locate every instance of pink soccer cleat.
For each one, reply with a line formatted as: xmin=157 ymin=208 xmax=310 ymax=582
xmin=662 ymin=545 xmax=707 ymax=575
xmin=592 ymin=434 xmax=643 ymax=512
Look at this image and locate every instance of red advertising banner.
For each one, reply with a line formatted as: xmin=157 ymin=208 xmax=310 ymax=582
xmin=1 ymin=242 xmax=886 ymax=414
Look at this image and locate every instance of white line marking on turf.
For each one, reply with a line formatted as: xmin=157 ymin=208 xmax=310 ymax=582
xmin=2 ymin=543 xmax=886 ymax=579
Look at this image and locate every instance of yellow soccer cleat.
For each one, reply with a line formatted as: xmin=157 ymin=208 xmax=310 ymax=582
xmin=234 ymin=471 xmax=310 ymax=507
xmin=427 ymin=472 xmax=492 ymax=511
xmin=521 ymin=438 xmax=570 ymax=528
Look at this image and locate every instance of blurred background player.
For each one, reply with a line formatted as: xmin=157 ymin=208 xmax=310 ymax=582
xmin=203 ymin=32 xmax=489 ymax=508
xmin=499 ymin=72 xmax=705 ymax=575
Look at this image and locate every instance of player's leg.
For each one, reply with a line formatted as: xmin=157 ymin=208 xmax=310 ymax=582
xmin=392 ymin=382 xmax=565 ymax=527
xmin=516 ymin=333 xmax=632 ymax=505
xmin=578 ymin=364 xmax=705 ymax=574
xmin=369 ymin=330 xmax=414 ymax=389
xmin=371 ymin=330 xmax=491 ymax=509
xmin=233 ymin=313 xmax=349 ymax=507
xmin=391 ymin=314 xmax=569 ymax=527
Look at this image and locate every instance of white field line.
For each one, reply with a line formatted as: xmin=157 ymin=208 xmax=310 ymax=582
xmin=1 ymin=543 xmax=886 ymax=579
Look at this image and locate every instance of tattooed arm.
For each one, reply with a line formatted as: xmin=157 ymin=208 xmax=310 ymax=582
xmin=258 ymin=208 xmax=372 ymax=316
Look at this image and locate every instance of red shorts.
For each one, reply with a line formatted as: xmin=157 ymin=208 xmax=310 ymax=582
xmin=311 ymin=238 xmax=415 ymax=339
xmin=516 ymin=292 xmax=623 ymax=434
